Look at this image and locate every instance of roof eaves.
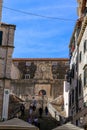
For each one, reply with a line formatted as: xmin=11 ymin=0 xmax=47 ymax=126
xmin=77 ymin=16 xmax=87 ymax=46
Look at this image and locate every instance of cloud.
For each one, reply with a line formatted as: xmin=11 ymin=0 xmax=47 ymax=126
xmin=2 ymin=0 xmax=77 ymax=58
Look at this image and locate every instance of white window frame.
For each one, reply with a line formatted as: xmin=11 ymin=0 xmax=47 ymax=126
xmin=25 ymin=74 xmax=30 ymax=79
xmin=26 ymin=62 xmax=31 ymax=66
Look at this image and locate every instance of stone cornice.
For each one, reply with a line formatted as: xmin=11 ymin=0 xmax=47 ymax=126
xmin=0 ymin=45 xmax=14 ymax=48
xmin=77 ymin=16 xmax=87 ymax=46
xmin=69 ymin=19 xmax=82 ymax=48
xmin=69 ymin=22 xmax=77 ymax=48
xmin=81 ymin=0 xmax=86 ymax=13
xmin=77 ymin=0 xmax=86 ymax=17
xmin=0 ymin=22 xmax=16 ymax=30
xmin=12 ymin=58 xmax=69 ymax=62
xmin=0 ymin=77 xmax=11 ymax=80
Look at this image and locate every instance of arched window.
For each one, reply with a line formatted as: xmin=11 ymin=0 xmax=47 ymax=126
xmin=39 ymin=90 xmax=46 ymax=96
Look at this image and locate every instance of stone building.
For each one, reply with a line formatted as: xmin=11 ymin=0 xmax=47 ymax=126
xmin=75 ymin=0 xmax=87 ymax=127
xmin=0 ymin=23 xmax=16 ymax=120
xmin=68 ymin=20 xmax=81 ymax=126
xmin=67 ymin=0 xmax=87 ymax=127
xmin=0 ymin=2 xmax=69 ymax=119
xmin=11 ymin=58 xmax=69 ymax=102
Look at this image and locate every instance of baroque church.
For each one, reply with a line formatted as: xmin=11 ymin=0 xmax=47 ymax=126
xmin=0 ymin=22 xmax=69 ymax=119
xmin=11 ymin=58 xmax=69 ymax=101
xmin=0 ymin=1 xmax=69 ymax=120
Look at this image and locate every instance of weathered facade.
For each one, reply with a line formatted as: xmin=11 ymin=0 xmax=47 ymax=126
xmin=67 ymin=0 xmax=87 ymax=127
xmin=68 ymin=21 xmax=81 ymax=126
xmin=11 ymin=58 xmax=69 ymax=101
xmin=0 ymin=23 xmax=16 ymax=120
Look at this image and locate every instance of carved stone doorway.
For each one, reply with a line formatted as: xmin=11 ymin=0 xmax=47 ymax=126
xmin=35 ymin=84 xmax=51 ymax=98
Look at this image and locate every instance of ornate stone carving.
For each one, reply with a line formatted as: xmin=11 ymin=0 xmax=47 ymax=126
xmin=18 ymin=62 xmax=37 ymax=79
xmin=34 ymin=62 xmax=53 ymax=80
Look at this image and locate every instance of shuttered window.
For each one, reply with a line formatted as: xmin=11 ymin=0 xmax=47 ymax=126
xmin=72 ymin=89 xmax=74 ymax=104
xmin=79 ymin=51 xmax=82 ymax=62
xmin=0 ymin=31 xmax=3 ymax=46
xmin=84 ymin=40 xmax=87 ymax=53
xmin=84 ymin=67 xmax=87 ymax=87
xmin=79 ymin=76 xmax=82 ymax=95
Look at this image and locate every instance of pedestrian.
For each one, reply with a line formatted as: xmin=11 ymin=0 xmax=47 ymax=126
xmin=33 ymin=116 xmax=40 ymax=128
xmin=29 ymin=105 xmax=33 ymax=117
xmin=32 ymin=97 xmax=37 ymax=111
xmin=32 ymin=105 xmax=36 ymax=111
xmin=45 ymin=106 xmax=48 ymax=115
xmin=38 ymin=107 xmax=43 ymax=118
xmin=20 ymin=103 xmax=25 ymax=116
xmin=27 ymin=116 xmax=32 ymax=124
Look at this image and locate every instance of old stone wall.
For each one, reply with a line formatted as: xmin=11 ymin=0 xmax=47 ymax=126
xmin=11 ymin=58 xmax=69 ymax=101
xmin=11 ymin=63 xmax=21 ymax=79
xmin=0 ymin=23 xmax=16 ymax=119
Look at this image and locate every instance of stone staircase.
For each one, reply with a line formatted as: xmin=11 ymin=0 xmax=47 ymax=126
xmin=47 ymin=95 xmax=67 ymax=125
xmin=8 ymin=96 xmax=66 ymax=130
xmin=20 ymin=108 xmax=59 ymax=130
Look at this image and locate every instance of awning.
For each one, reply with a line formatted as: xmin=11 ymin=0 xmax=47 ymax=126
xmin=52 ymin=123 xmax=84 ymax=130
xmin=0 ymin=118 xmax=39 ymax=130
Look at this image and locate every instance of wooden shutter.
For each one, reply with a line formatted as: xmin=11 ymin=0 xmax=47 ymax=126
xmin=0 ymin=31 xmax=3 ymax=45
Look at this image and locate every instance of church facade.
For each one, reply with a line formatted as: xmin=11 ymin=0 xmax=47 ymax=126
xmin=0 ymin=23 xmax=69 ymax=120
xmin=11 ymin=58 xmax=69 ymax=101
xmin=0 ymin=0 xmax=69 ymax=120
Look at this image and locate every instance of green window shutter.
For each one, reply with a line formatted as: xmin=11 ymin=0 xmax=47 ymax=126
xmin=0 ymin=31 xmax=3 ymax=45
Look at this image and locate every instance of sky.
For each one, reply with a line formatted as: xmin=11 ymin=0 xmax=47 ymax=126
xmin=2 ymin=0 xmax=77 ymax=58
